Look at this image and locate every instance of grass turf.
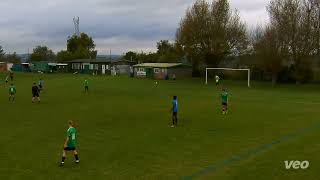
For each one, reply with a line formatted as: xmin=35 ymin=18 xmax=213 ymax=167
xmin=0 ymin=73 xmax=319 ymax=180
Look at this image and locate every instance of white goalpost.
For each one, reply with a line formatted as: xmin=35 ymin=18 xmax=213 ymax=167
xmin=205 ymin=67 xmax=251 ymax=87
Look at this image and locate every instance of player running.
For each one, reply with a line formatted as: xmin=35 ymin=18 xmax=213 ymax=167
xmin=8 ymin=83 xmax=16 ymax=102
xmin=60 ymin=120 xmax=79 ymax=166
xmin=84 ymin=79 xmax=89 ymax=93
xmin=32 ymin=82 xmax=40 ymax=103
xmin=215 ymin=75 xmax=220 ymax=86
xmin=171 ymin=96 xmax=178 ymax=127
xmin=221 ymin=88 xmax=229 ymax=115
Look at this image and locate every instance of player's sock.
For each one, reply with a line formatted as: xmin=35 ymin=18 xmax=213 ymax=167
xmin=61 ymin=156 xmax=66 ymax=163
xmin=75 ymin=155 xmax=79 ymax=163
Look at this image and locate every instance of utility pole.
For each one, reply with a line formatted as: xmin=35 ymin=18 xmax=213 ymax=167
xmin=109 ymin=49 xmax=112 ymax=61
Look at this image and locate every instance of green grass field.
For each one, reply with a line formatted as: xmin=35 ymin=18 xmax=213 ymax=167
xmin=0 ymin=73 xmax=320 ymax=180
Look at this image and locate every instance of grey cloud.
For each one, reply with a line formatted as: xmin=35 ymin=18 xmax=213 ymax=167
xmin=0 ymin=0 xmax=269 ymax=54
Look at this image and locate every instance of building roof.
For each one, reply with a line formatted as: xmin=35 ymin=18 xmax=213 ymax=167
xmin=68 ymin=59 xmax=111 ymax=63
xmin=133 ymin=63 xmax=183 ymax=68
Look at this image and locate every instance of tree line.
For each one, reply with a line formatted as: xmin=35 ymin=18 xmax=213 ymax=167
xmin=0 ymin=32 xmax=97 ymax=64
xmin=1 ymin=0 xmax=319 ymax=85
xmin=123 ymin=0 xmax=320 ymax=85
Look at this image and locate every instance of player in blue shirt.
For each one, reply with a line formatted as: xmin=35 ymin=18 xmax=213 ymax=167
xmin=171 ymin=96 xmax=178 ymax=127
xmin=38 ymin=79 xmax=43 ymax=92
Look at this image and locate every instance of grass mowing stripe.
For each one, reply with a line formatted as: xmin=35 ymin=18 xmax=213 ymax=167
xmin=181 ymin=122 xmax=320 ymax=180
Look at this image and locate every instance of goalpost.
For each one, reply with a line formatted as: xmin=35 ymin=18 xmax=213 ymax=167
xmin=205 ymin=67 xmax=251 ymax=87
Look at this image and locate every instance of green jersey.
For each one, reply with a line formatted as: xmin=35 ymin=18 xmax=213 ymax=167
xmin=9 ymin=86 xmax=16 ymax=94
xmin=221 ymin=92 xmax=229 ymax=103
xmin=66 ymin=127 xmax=77 ymax=148
xmin=84 ymin=80 xmax=89 ymax=87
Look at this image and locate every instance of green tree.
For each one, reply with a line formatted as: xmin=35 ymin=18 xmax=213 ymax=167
xmin=57 ymin=50 xmax=73 ymax=62
xmin=30 ymin=46 xmax=56 ymax=62
xmin=5 ymin=52 xmax=21 ymax=64
xmin=123 ymin=51 xmax=139 ymax=62
xmin=67 ymin=33 xmax=97 ymax=59
xmin=156 ymin=40 xmax=182 ymax=63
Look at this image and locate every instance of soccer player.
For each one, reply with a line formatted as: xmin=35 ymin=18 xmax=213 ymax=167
xmin=221 ymin=88 xmax=229 ymax=114
xmin=32 ymin=82 xmax=40 ymax=103
xmin=171 ymin=96 xmax=178 ymax=127
xmin=60 ymin=120 xmax=79 ymax=166
xmin=8 ymin=83 xmax=16 ymax=102
xmin=84 ymin=79 xmax=89 ymax=93
xmin=38 ymin=79 xmax=43 ymax=92
xmin=215 ymin=75 xmax=220 ymax=86
xmin=5 ymin=75 xmax=9 ymax=86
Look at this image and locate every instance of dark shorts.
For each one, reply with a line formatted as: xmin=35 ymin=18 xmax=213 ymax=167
xmin=85 ymin=86 xmax=89 ymax=89
xmin=222 ymin=102 xmax=228 ymax=106
xmin=33 ymin=93 xmax=39 ymax=97
xmin=173 ymin=112 xmax=177 ymax=116
xmin=64 ymin=147 xmax=76 ymax=151
xmin=39 ymin=85 xmax=43 ymax=89
xmin=10 ymin=93 xmax=15 ymax=95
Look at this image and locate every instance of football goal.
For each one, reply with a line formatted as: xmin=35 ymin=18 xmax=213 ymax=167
xmin=205 ymin=67 xmax=251 ymax=87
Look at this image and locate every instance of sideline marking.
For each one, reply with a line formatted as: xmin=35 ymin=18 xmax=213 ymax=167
xmin=181 ymin=122 xmax=320 ymax=180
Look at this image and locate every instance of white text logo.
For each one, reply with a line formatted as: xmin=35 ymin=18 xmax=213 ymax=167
xmin=284 ymin=161 xmax=309 ymax=169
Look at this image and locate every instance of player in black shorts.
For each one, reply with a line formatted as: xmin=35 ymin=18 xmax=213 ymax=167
xmin=32 ymin=82 xmax=40 ymax=103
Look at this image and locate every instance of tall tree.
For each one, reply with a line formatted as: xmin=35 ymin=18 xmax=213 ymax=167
xmin=267 ymin=0 xmax=318 ymax=83
xmin=67 ymin=33 xmax=97 ymax=59
xmin=253 ymin=26 xmax=283 ymax=86
xmin=30 ymin=46 xmax=56 ymax=62
xmin=176 ymin=0 xmax=248 ymax=76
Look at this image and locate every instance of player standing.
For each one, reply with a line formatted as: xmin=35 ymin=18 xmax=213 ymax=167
xmin=171 ymin=96 xmax=178 ymax=127
xmin=215 ymin=75 xmax=220 ymax=86
xmin=221 ymin=88 xmax=229 ymax=115
xmin=38 ymin=79 xmax=43 ymax=92
xmin=8 ymin=83 xmax=16 ymax=102
xmin=84 ymin=79 xmax=89 ymax=94
xmin=32 ymin=82 xmax=40 ymax=103
xmin=60 ymin=120 xmax=79 ymax=166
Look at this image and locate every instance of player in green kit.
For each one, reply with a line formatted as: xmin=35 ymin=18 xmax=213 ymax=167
xmin=84 ymin=79 xmax=89 ymax=94
xmin=221 ymin=88 xmax=229 ymax=114
xmin=8 ymin=83 xmax=17 ymax=102
xmin=60 ymin=120 xmax=79 ymax=166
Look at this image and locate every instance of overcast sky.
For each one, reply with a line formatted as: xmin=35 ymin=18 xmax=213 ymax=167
xmin=0 ymin=0 xmax=269 ymax=55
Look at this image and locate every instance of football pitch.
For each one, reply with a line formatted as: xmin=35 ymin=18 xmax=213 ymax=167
xmin=0 ymin=73 xmax=319 ymax=180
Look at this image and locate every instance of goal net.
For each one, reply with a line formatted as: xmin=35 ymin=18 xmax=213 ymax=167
xmin=205 ymin=68 xmax=251 ymax=87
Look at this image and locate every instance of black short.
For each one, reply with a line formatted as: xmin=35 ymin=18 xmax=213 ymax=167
xmin=33 ymin=93 xmax=39 ymax=97
xmin=39 ymin=85 xmax=43 ymax=89
xmin=222 ymin=102 xmax=228 ymax=106
xmin=64 ymin=147 xmax=76 ymax=151
xmin=10 ymin=93 xmax=15 ymax=95
xmin=173 ymin=112 xmax=177 ymax=116
xmin=85 ymin=86 xmax=89 ymax=89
